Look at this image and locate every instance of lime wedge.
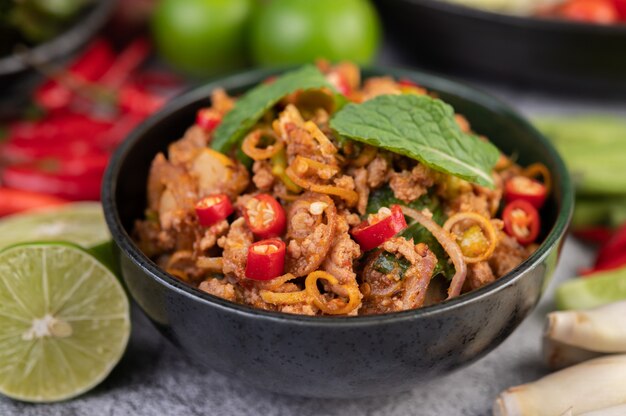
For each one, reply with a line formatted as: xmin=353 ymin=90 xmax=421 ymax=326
xmin=555 ymin=267 xmax=626 ymax=310
xmin=0 ymin=243 xmax=130 ymax=402
xmin=0 ymin=203 xmax=110 ymax=252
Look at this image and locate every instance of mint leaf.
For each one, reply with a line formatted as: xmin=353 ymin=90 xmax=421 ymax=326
xmin=212 ymin=65 xmax=334 ymax=153
xmin=330 ymin=94 xmax=500 ymax=188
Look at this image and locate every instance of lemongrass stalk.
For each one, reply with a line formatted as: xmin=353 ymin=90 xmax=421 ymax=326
xmin=542 ymin=337 xmax=603 ymax=370
xmin=493 ymin=355 xmax=626 ymax=416
xmin=545 ymin=301 xmax=626 ymax=353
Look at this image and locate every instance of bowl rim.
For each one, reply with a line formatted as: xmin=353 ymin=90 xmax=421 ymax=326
xmin=0 ymin=0 xmax=115 ymax=76
xmin=102 ymin=65 xmax=574 ymax=327
xmin=393 ymin=0 xmax=626 ymax=34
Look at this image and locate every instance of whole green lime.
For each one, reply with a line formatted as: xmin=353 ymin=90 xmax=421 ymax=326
xmin=249 ymin=0 xmax=381 ymax=66
xmin=151 ymin=0 xmax=254 ymax=77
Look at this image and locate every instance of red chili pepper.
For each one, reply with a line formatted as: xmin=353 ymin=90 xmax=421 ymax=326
xmin=2 ymin=164 xmax=103 ymax=201
xmin=351 ymin=205 xmax=408 ymax=251
xmin=573 ymin=226 xmax=614 ymax=245
xmin=195 ymin=194 xmax=234 ymax=227
xmin=504 ymin=176 xmax=547 ymax=209
xmin=613 ymin=0 xmax=626 ymax=19
xmin=559 ymin=0 xmax=619 ymax=23
xmin=245 ymin=239 xmax=286 ymax=280
xmin=98 ymin=113 xmax=145 ymax=150
xmin=326 ymin=72 xmax=351 ymax=95
xmin=3 ymin=113 xmax=113 ymax=162
xmin=398 ymin=78 xmax=419 ymax=88
xmin=0 ymin=188 xmax=69 ymax=217
xmin=196 ymin=108 xmax=222 ymax=132
xmin=99 ymin=38 xmax=151 ymax=89
xmin=595 ymin=223 xmax=626 ymax=268
xmin=35 ymin=38 xmax=116 ymax=110
xmin=243 ymin=194 xmax=287 ymax=239
xmin=503 ymin=200 xmax=541 ymax=245
xmin=119 ymin=84 xmax=166 ymax=116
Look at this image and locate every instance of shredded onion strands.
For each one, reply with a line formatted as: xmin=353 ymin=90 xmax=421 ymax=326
xmin=241 ymin=128 xmax=284 ymax=161
xmin=286 ymin=156 xmax=359 ymax=207
xmin=303 ymin=120 xmax=337 ymax=157
xmin=305 ymin=271 xmax=361 ymax=315
xmin=400 ymin=206 xmax=467 ymax=299
xmin=165 ymin=250 xmax=194 ymax=281
xmin=443 ymin=212 xmax=498 ymax=264
xmin=196 ymin=256 xmax=224 ymax=272
xmin=523 ymin=162 xmax=552 ymax=194
xmin=255 ymin=273 xmax=298 ymax=290
xmin=260 ymin=289 xmax=309 ymax=305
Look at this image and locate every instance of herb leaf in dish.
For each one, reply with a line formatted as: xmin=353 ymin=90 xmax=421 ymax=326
xmin=366 ymin=186 xmax=454 ymax=280
xmin=212 ymin=65 xmax=334 ymax=153
xmin=330 ymin=94 xmax=500 ymax=188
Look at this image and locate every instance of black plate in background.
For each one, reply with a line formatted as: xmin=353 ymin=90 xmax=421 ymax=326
xmin=374 ymin=0 xmax=626 ymax=96
xmin=0 ymin=0 xmax=115 ymax=118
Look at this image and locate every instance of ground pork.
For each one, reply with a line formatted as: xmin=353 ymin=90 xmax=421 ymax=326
xmin=445 ymin=190 xmax=491 ymax=218
xmin=352 ymin=167 xmax=369 ymax=215
xmin=389 ymin=164 xmax=434 ymax=203
xmin=489 ymin=232 xmax=528 ymax=277
xmin=211 ymin=88 xmax=235 ymax=114
xmin=218 ymin=218 xmax=253 ymax=281
xmin=464 ymin=261 xmax=496 ymax=292
xmin=196 ymin=220 xmax=229 ymax=253
xmin=366 ymin=155 xmax=389 ymax=188
xmin=361 ymin=77 xmax=401 ymax=101
xmin=168 ymin=125 xmax=209 ymax=167
xmin=286 ymin=194 xmax=337 ymax=277
xmin=251 ymin=160 xmax=275 ymax=191
xmin=322 ymin=213 xmax=362 ymax=283
xmin=199 ymin=278 xmax=237 ymax=302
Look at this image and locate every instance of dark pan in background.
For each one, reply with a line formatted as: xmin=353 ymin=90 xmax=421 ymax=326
xmin=374 ymin=0 xmax=626 ymax=96
xmin=0 ymin=0 xmax=115 ymax=118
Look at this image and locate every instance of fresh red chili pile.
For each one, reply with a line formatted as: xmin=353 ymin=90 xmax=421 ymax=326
xmin=0 ymin=37 xmax=182 ymax=216
xmin=540 ymin=0 xmax=626 ymax=24
xmin=580 ymin=224 xmax=626 ymax=276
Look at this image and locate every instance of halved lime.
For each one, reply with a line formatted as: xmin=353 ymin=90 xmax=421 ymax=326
xmin=0 ymin=203 xmax=110 ymax=252
xmin=0 ymin=243 xmax=130 ymax=402
xmin=555 ymin=267 xmax=626 ymax=310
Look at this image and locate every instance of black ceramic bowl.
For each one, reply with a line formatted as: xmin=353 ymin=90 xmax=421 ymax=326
xmin=374 ymin=0 xmax=626 ymax=95
xmin=102 ymin=67 xmax=573 ymax=398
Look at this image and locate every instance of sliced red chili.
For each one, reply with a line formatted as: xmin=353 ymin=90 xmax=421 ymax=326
xmin=245 ymin=239 xmax=286 ymax=281
xmin=595 ymin=223 xmax=626 ymax=268
xmin=196 ymin=108 xmax=222 ymax=132
xmin=326 ymin=72 xmax=351 ymax=95
xmin=613 ymin=0 xmax=626 ymax=19
xmin=99 ymin=38 xmax=151 ymax=89
xmin=0 ymin=188 xmax=69 ymax=217
xmin=195 ymin=194 xmax=234 ymax=227
xmin=34 ymin=38 xmax=116 ymax=110
xmin=503 ymin=200 xmax=540 ymax=245
xmin=351 ymin=205 xmax=408 ymax=251
xmin=119 ymin=84 xmax=166 ymax=116
xmin=504 ymin=176 xmax=547 ymax=209
xmin=243 ymin=194 xmax=287 ymax=239
xmin=572 ymin=226 xmax=613 ymax=245
xmin=2 ymin=164 xmax=103 ymax=201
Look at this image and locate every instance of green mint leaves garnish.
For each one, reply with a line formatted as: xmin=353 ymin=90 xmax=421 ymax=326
xmin=211 ymin=65 xmax=334 ymax=153
xmin=330 ymin=94 xmax=499 ymax=188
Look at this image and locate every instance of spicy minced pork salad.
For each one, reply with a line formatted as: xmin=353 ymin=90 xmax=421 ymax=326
xmin=134 ymin=62 xmax=550 ymax=316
